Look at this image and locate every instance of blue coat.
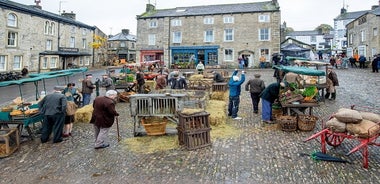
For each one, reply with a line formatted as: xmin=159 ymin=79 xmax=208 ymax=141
xmin=228 ymin=70 xmax=245 ymax=97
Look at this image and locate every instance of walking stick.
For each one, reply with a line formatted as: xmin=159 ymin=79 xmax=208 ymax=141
xmin=116 ymin=116 xmax=121 ymax=142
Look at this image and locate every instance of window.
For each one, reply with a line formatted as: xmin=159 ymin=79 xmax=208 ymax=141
xmin=259 ymin=28 xmax=270 ymax=41
xmin=7 ymin=13 xmax=17 ymax=27
xmin=360 ymin=30 xmax=366 ymax=42
xmin=224 ymin=49 xmax=233 ymax=61
xmin=50 ymin=57 xmax=57 ymax=68
xmin=82 ymin=39 xmax=87 ymax=49
xmin=85 ymin=57 xmax=90 ymax=65
xmin=204 ymin=17 xmax=214 ymax=24
xmin=71 ymin=26 xmax=76 ymax=33
xmin=374 ymin=27 xmax=378 ymax=36
xmin=358 ymin=45 xmax=366 ymax=56
xmin=7 ymin=32 xmax=17 ymax=47
xmin=204 ymin=30 xmax=214 ymax=42
xmin=310 ymin=36 xmax=316 ymax=42
xmin=149 ymin=21 xmax=157 ymax=28
xmin=70 ymin=37 xmax=75 ymax=47
xmin=44 ymin=21 xmax=49 ymax=34
xmin=46 ymin=40 xmax=52 ymax=50
xmin=51 ymin=22 xmax=55 ymax=35
xmin=173 ymin=32 xmax=182 ymax=43
xmin=120 ymin=41 xmax=126 ymax=47
xmin=171 ymin=19 xmax=182 ymax=26
xmin=148 ymin=34 xmax=156 ymax=45
xmin=131 ymin=43 xmax=135 ymax=48
xmin=42 ymin=57 xmax=48 ymax=69
xmin=224 ymin=16 xmax=234 ymax=23
xmin=349 ymin=33 xmax=353 ymax=44
xmin=224 ymin=29 xmax=234 ymax=41
xmin=0 ymin=56 xmax=7 ymax=71
xmin=13 ymin=56 xmax=22 ymax=70
xmin=82 ymin=28 xmax=87 ymax=36
xmin=260 ymin=49 xmax=269 ymax=61
xmin=259 ymin=15 xmax=270 ymax=22
xmin=79 ymin=57 xmax=84 ymax=65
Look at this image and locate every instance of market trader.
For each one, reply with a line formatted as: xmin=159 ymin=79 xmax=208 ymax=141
xmin=38 ymin=86 xmax=67 ymax=143
xmin=228 ymin=69 xmax=245 ymax=120
xmin=260 ymin=82 xmax=281 ymax=124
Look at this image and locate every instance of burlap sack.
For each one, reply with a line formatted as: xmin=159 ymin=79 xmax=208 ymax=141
xmin=333 ymin=108 xmax=362 ymax=123
xmin=360 ymin=111 xmax=380 ymax=123
xmin=346 ymin=119 xmax=380 ymax=138
xmin=325 ymin=117 xmax=346 ymax=133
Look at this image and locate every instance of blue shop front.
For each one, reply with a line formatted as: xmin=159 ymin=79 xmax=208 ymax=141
xmin=170 ymin=46 xmax=219 ymax=69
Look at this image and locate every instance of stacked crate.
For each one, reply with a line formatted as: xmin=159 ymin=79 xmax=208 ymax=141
xmin=0 ymin=128 xmax=19 ymax=157
xmin=177 ymin=111 xmax=211 ymax=150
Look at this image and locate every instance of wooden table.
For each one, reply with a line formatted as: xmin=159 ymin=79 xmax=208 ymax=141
xmin=281 ymin=102 xmax=319 ymax=116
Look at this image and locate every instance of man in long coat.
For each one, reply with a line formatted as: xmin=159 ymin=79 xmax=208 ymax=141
xmin=90 ymin=90 xmax=119 ymax=149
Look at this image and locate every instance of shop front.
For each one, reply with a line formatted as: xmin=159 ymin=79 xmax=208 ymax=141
xmin=170 ymin=46 xmax=219 ymax=69
xmin=139 ymin=50 xmax=164 ymax=66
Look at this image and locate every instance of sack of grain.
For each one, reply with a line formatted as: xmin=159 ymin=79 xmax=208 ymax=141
xmin=333 ymin=108 xmax=362 ymax=123
xmin=325 ymin=117 xmax=346 ymax=133
xmin=360 ymin=111 xmax=380 ymax=123
xmin=346 ymin=119 xmax=380 ymax=138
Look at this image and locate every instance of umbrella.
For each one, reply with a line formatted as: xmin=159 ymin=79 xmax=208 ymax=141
xmin=311 ymin=151 xmax=350 ymax=163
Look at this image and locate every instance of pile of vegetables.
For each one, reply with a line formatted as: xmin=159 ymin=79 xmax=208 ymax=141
xmin=302 ymin=86 xmax=318 ymax=101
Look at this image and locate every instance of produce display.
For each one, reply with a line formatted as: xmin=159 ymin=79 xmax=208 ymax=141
xmin=279 ymin=83 xmax=318 ymax=104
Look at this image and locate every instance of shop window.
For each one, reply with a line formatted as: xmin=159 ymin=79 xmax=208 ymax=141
xmin=50 ymin=57 xmax=57 ymax=68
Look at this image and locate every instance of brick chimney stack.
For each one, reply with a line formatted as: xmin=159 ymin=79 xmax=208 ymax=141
xmin=61 ymin=11 xmax=76 ymax=20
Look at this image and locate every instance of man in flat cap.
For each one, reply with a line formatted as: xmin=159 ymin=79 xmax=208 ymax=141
xmin=245 ymin=73 xmax=265 ymax=114
xmin=82 ymin=74 xmax=95 ymax=105
xmin=38 ymin=86 xmax=67 ymax=143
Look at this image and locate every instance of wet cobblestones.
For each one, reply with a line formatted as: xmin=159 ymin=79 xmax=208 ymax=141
xmin=1 ymin=67 xmax=380 ymax=183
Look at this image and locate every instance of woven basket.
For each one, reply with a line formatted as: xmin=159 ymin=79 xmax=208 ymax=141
xmin=298 ymin=115 xmax=318 ymax=131
xmin=277 ymin=115 xmax=297 ymax=132
xmin=141 ymin=117 xmax=167 ymax=136
xmin=272 ymin=108 xmax=283 ymax=120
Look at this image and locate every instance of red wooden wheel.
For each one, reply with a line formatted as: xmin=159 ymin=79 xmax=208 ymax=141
xmin=325 ymin=132 xmax=345 ymax=147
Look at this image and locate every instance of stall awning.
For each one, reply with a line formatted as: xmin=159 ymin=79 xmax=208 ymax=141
xmin=273 ymin=65 xmax=326 ymax=76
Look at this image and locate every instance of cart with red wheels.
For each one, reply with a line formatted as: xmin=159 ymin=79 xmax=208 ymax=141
xmin=304 ymin=105 xmax=380 ymax=168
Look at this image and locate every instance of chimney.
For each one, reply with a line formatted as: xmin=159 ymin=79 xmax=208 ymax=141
xmin=122 ymin=29 xmax=130 ymax=35
xmin=61 ymin=11 xmax=76 ymax=20
xmin=372 ymin=5 xmax=379 ymax=10
xmin=340 ymin=7 xmax=347 ymax=14
xmin=146 ymin=4 xmax=155 ymax=12
xmin=272 ymin=0 xmax=278 ymax=4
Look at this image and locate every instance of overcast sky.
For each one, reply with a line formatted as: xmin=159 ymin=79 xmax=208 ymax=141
xmin=15 ymin=0 xmax=379 ymax=35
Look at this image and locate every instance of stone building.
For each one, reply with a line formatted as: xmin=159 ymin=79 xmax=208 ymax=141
xmin=346 ymin=5 xmax=380 ymax=61
xmin=0 ymin=0 xmax=100 ymax=73
xmin=108 ymin=29 xmax=137 ymax=63
xmin=136 ymin=0 xmax=281 ymax=68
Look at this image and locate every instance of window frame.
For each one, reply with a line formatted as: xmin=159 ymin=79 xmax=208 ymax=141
xmin=7 ymin=13 xmax=17 ymax=27
xmin=7 ymin=31 xmax=18 ymax=47
xmin=360 ymin=30 xmax=366 ymax=42
xmin=224 ymin=29 xmax=234 ymax=41
xmin=171 ymin=19 xmax=182 ymax=26
xmin=259 ymin=28 xmax=270 ymax=41
xmin=82 ymin=39 xmax=87 ymax=49
xmin=258 ymin=15 xmax=270 ymax=22
xmin=13 ymin=55 xmax=22 ymax=70
xmin=260 ymin=49 xmax=269 ymax=62
xmin=0 ymin=55 xmax=7 ymax=71
xmin=149 ymin=21 xmax=157 ymax=28
xmin=224 ymin=48 xmax=233 ymax=61
xmin=204 ymin=30 xmax=214 ymax=42
xmin=173 ymin=31 xmax=182 ymax=43
xmin=50 ymin=57 xmax=58 ymax=68
xmin=70 ymin=37 xmax=75 ymax=48
xmin=203 ymin=17 xmax=214 ymax=24
xmin=46 ymin=39 xmax=52 ymax=51
xmin=85 ymin=57 xmax=90 ymax=66
xmin=223 ymin=16 xmax=234 ymax=24
xmin=148 ymin=34 xmax=156 ymax=45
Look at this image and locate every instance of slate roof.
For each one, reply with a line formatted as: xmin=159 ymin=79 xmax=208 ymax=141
xmin=0 ymin=0 xmax=94 ymax=29
xmin=334 ymin=10 xmax=368 ymax=20
xmin=286 ymin=31 xmax=321 ymax=37
xmin=108 ymin=32 xmax=136 ymax=41
xmin=370 ymin=6 xmax=380 ymax=15
xmin=138 ymin=1 xmax=279 ymax=19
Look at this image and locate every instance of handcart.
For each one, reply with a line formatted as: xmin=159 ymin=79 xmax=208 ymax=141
xmin=304 ymin=105 xmax=380 ymax=168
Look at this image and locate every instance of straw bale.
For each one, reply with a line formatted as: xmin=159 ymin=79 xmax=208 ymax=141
xmin=189 ymin=74 xmax=204 ymax=81
xmin=210 ymin=91 xmax=228 ymax=101
xmin=181 ymin=108 xmax=205 ymax=115
xmin=74 ymin=104 xmax=93 ymax=123
xmin=145 ymin=80 xmax=156 ymax=90
xmin=206 ymin=100 xmax=227 ymax=126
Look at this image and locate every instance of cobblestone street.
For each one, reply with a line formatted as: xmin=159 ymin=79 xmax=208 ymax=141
xmin=1 ymin=67 xmax=380 ymax=184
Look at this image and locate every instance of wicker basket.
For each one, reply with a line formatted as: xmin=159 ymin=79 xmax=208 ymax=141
xmin=277 ymin=115 xmax=297 ymax=132
xmin=272 ymin=108 xmax=283 ymax=120
xmin=298 ymin=115 xmax=318 ymax=131
xmin=141 ymin=117 xmax=167 ymax=136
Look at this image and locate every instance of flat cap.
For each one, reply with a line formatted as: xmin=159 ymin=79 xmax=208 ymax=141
xmin=85 ymin=73 xmax=93 ymax=77
xmin=254 ymin=74 xmax=261 ymax=78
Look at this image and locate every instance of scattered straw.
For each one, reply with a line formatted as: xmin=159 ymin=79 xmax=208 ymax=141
xmin=210 ymin=124 xmax=241 ymax=140
xmin=123 ymin=135 xmax=179 ymax=153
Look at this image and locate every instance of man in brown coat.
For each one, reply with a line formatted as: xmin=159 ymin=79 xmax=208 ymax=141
xmin=90 ymin=90 xmax=119 ymax=149
xmin=82 ymin=74 xmax=95 ymax=106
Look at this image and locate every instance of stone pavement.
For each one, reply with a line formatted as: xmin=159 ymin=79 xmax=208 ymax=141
xmin=1 ymin=67 xmax=380 ymax=183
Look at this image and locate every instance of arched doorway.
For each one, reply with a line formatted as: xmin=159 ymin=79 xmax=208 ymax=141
xmin=238 ymin=50 xmax=255 ymax=68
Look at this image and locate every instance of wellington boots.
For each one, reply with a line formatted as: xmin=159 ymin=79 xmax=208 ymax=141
xmin=325 ymin=93 xmax=330 ymax=99
xmin=331 ymin=93 xmax=336 ymax=100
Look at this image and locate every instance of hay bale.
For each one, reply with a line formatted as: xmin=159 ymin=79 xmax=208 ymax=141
xmin=181 ymin=108 xmax=205 ymax=115
xmin=145 ymin=80 xmax=156 ymax=91
xmin=189 ymin=74 xmax=204 ymax=81
xmin=206 ymin=100 xmax=227 ymax=126
xmin=74 ymin=104 xmax=93 ymax=123
xmin=210 ymin=91 xmax=228 ymax=101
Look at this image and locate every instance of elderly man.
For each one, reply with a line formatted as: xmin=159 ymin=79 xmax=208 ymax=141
xmin=101 ymin=74 xmax=115 ymax=91
xmin=38 ymin=86 xmax=67 ymax=143
xmin=245 ymin=73 xmax=265 ymax=114
xmin=90 ymin=90 xmax=119 ymax=149
xmin=82 ymin=74 xmax=95 ymax=105
xmin=155 ymin=73 xmax=167 ymax=90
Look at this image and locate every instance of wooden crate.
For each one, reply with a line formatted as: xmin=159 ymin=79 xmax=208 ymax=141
xmin=183 ymin=128 xmax=212 ymax=150
xmin=178 ymin=111 xmax=210 ymax=131
xmin=212 ymin=83 xmax=228 ymax=92
xmin=0 ymin=128 xmax=20 ymax=158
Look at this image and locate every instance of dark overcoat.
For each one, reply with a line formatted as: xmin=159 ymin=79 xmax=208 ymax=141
xmin=90 ymin=96 xmax=119 ymax=128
